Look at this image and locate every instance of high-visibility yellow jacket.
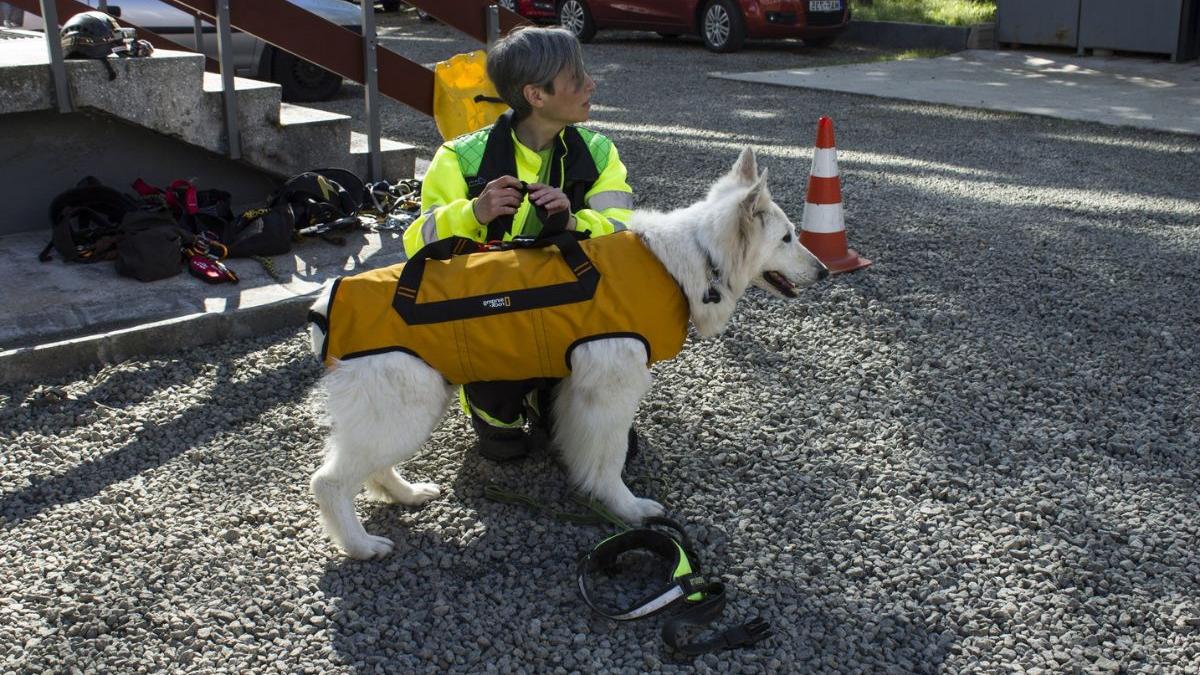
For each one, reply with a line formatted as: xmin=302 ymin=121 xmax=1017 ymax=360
xmin=403 ymin=110 xmax=634 ymax=258
xmin=317 ymin=231 xmax=688 ymax=384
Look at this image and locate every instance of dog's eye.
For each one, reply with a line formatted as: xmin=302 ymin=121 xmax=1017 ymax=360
xmin=782 ymin=233 xmax=792 ymax=243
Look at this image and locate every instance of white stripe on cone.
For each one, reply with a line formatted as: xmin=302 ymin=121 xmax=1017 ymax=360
xmin=801 ymin=202 xmax=845 ymax=234
xmin=810 ymin=148 xmax=839 ymax=178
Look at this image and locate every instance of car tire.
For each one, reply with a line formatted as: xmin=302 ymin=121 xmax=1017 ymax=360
xmin=700 ymin=0 xmax=745 ymax=53
xmin=270 ymin=47 xmax=343 ymax=102
xmin=557 ymin=0 xmax=596 ymax=43
xmin=805 ymin=35 xmax=837 ymax=48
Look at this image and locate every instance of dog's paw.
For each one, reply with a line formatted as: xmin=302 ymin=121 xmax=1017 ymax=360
xmin=400 ymin=482 xmax=441 ymax=507
xmin=612 ymin=497 xmax=666 ymax=524
xmin=343 ymin=534 xmax=394 ymax=560
xmin=364 ymin=479 xmax=441 ymax=506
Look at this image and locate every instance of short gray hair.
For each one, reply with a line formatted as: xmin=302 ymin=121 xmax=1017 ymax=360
xmin=486 ymin=26 xmax=586 ymax=118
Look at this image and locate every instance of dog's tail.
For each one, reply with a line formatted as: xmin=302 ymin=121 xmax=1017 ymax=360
xmin=308 ymin=282 xmax=334 ymax=362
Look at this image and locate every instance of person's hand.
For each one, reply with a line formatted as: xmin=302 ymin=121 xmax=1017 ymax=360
xmin=525 ymin=183 xmax=570 ymax=217
xmin=472 ymin=176 xmax=524 ymax=224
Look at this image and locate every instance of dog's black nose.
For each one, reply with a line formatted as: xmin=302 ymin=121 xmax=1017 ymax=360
xmin=817 ymin=268 xmax=830 ymax=281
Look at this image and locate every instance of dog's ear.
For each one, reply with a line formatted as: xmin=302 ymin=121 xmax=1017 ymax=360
xmin=739 ymin=168 xmax=770 ymax=221
xmin=734 ymin=170 xmax=770 ymax=256
xmin=731 ymin=147 xmax=758 ymax=185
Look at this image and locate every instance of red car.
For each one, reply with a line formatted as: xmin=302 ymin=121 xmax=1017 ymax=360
xmin=496 ymin=0 xmax=558 ymax=22
xmin=553 ymin=0 xmax=850 ymax=52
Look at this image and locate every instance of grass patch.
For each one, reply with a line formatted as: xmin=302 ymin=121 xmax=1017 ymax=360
xmin=807 ymin=46 xmax=951 ymax=68
xmin=879 ymin=47 xmax=951 ymax=60
xmin=851 ymin=0 xmax=995 ymax=26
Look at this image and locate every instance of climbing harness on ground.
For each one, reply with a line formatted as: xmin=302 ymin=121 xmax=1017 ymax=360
xmin=484 ymin=485 xmax=772 ymax=656
xmin=365 ymin=178 xmax=422 ymax=233
xmin=270 ymin=170 xmax=365 ymax=245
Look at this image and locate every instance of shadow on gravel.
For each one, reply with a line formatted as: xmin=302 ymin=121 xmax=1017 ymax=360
xmin=582 ymin=83 xmax=1198 ymax=657
xmin=700 ymin=142 xmax=1200 ymax=614
xmin=0 ymin=346 xmax=321 ymax=526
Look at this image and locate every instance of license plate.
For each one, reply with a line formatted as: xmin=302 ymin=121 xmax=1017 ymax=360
xmin=809 ymin=0 xmax=842 ymax=12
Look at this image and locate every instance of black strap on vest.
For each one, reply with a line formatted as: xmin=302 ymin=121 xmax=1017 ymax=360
xmin=468 ymin=110 xmax=601 ymax=242
xmin=392 ymin=230 xmax=600 ymax=325
xmin=576 ymin=517 xmax=772 ymax=656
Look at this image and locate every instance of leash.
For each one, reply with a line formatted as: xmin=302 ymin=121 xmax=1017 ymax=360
xmin=484 ymin=484 xmax=772 ymax=656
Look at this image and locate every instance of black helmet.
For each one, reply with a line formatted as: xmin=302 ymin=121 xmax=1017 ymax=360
xmin=60 ymin=11 xmax=132 ymax=59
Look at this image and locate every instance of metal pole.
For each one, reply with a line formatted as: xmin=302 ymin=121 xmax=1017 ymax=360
xmin=193 ymin=14 xmax=204 ymax=54
xmin=39 ymin=0 xmax=72 ymax=113
xmin=214 ymin=0 xmax=240 ymax=159
xmin=361 ymin=0 xmax=381 ymax=181
xmin=1075 ymin=0 xmax=1085 ymax=56
xmin=485 ymin=4 xmax=500 ymax=45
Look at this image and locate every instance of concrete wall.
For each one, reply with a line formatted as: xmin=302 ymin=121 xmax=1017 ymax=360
xmin=0 ymin=109 xmax=279 ymax=236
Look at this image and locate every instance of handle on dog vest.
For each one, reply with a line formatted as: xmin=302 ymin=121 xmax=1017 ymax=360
xmin=392 ymin=231 xmax=601 ymax=325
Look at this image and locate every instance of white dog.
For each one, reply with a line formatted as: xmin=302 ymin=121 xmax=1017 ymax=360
xmin=308 ymin=148 xmax=827 ymax=559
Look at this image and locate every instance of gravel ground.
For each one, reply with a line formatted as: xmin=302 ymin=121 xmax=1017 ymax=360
xmin=4 ymin=9 xmax=1200 ymax=674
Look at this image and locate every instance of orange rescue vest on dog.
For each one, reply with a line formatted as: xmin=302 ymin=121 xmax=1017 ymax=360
xmin=318 ymin=231 xmax=689 ymax=384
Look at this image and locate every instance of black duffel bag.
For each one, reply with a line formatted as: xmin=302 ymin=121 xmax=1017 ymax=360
xmin=115 ymin=210 xmax=194 ymax=282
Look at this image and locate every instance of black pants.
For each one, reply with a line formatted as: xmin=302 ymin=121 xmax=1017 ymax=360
xmin=462 ymin=379 xmax=559 ymax=439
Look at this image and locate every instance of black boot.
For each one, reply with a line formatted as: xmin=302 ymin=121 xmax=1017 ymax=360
xmin=471 ymin=416 xmax=531 ymax=462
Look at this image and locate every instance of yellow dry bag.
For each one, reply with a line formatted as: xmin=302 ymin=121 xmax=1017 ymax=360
xmin=432 ymin=50 xmax=509 ymax=141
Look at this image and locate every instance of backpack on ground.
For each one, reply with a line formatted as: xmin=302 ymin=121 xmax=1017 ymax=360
xmin=114 ymin=209 xmax=194 ymax=282
xmin=41 ymin=176 xmax=136 ymax=263
xmin=222 ymin=203 xmax=296 ymax=258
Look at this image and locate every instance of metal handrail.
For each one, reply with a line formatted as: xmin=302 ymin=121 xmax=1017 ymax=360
xmin=406 ymin=0 xmax=529 ymax=42
xmin=36 ymin=0 xmax=70 ymax=113
xmin=213 ymin=0 xmax=238 ymax=159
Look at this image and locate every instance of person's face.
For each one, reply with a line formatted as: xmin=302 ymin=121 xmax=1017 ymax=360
xmin=530 ymin=65 xmax=596 ymax=125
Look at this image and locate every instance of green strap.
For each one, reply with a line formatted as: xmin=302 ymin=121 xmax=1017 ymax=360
xmin=483 ymin=484 xmax=631 ymax=529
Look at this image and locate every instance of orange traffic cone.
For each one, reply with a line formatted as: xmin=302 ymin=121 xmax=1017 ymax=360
xmin=800 ymin=116 xmax=871 ymax=275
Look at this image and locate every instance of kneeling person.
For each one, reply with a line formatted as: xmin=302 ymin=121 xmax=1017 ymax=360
xmin=403 ymin=26 xmax=636 ymax=461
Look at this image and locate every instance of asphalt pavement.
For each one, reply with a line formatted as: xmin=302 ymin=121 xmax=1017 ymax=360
xmin=3 ymin=11 xmax=1200 ymax=674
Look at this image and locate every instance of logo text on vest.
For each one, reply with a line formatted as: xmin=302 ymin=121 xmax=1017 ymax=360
xmin=482 ymin=296 xmax=512 ymax=309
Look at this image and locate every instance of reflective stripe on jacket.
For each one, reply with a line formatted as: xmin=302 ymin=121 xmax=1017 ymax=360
xmin=403 ymin=110 xmax=634 ymax=257
xmin=319 ymin=231 xmax=687 ymax=384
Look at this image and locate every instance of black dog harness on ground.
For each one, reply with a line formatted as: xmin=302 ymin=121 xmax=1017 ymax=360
xmin=576 ymin=518 xmax=771 ymax=656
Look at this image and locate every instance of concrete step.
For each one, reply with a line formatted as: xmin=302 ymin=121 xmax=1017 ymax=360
xmin=202 ymin=71 xmax=284 ymax=126
xmin=245 ymin=102 xmax=356 ymax=178
xmin=350 ymin=131 xmax=419 ymax=183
